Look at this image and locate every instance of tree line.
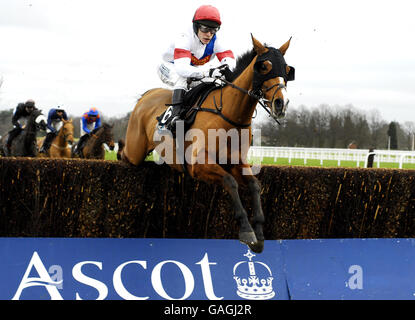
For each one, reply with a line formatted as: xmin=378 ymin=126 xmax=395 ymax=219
xmin=254 ymin=104 xmax=415 ymax=150
xmin=0 ymin=103 xmax=414 ymax=150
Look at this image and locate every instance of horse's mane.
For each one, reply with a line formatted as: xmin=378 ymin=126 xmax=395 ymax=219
xmin=227 ymin=49 xmax=256 ymax=82
xmin=31 ymin=109 xmax=42 ymax=118
xmin=102 ymin=122 xmax=112 ymax=129
xmin=91 ymin=122 xmax=112 ymax=134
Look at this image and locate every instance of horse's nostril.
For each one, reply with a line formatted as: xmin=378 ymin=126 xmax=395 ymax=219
xmin=274 ymin=98 xmax=284 ymax=110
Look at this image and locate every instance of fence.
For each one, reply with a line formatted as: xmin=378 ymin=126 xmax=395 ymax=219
xmin=247 ymin=146 xmax=415 ymax=168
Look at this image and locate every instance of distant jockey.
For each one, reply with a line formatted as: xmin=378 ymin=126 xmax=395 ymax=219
xmin=6 ymin=99 xmax=39 ymax=154
xmin=157 ymin=4 xmax=236 ymax=131
xmin=39 ymin=107 xmax=68 ymax=154
xmin=73 ymin=107 xmax=101 ymax=156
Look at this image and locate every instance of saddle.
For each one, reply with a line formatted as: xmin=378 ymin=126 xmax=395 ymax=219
xmin=157 ymin=82 xmax=220 ymax=133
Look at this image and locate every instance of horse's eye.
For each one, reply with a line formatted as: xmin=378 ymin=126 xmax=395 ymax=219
xmin=255 ymin=61 xmax=272 ymax=74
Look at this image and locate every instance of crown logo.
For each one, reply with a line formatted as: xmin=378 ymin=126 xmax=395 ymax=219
xmin=233 ymin=249 xmax=275 ymax=300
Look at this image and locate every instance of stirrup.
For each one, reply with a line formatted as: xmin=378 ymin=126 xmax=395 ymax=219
xmin=166 ymin=116 xmax=181 ymax=132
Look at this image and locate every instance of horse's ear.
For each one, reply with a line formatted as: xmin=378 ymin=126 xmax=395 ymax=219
xmin=251 ymin=34 xmax=268 ymax=55
xmin=279 ymin=37 xmax=292 ymax=56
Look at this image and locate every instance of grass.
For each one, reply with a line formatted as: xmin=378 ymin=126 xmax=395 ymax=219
xmin=104 ymin=151 xmax=155 ymax=162
xmin=105 ymin=151 xmax=415 ymax=169
xmin=249 ymin=156 xmax=415 ymax=169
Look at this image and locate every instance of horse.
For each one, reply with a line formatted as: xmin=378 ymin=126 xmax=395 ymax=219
xmin=72 ymin=123 xmax=115 ymax=159
xmin=0 ymin=109 xmax=47 ymax=157
xmin=37 ymin=119 xmax=75 ymax=158
xmin=121 ymin=35 xmax=295 ymax=253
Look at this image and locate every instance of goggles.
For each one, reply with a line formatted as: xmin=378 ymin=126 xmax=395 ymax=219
xmin=198 ymin=24 xmax=220 ymax=34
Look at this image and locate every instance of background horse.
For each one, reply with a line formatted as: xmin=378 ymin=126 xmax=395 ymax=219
xmin=0 ymin=109 xmax=47 ymax=157
xmin=37 ymin=119 xmax=75 ymax=158
xmin=122 ymin=35 xmax=295 ymax=253
xmin=72 ymin=123 xmax=115 ymax=159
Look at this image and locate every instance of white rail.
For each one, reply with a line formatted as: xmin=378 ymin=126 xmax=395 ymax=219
xmin=247 ymin=146 xmax=415 ymax=168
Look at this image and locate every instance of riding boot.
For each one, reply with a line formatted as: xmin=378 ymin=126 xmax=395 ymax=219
xmin=74 ymin=134 xmax=88 ymax=156
xmin=39 ymin=132 xmax=55 ymax=154
xmin=166 ymin=89 xmax=186 ymax=132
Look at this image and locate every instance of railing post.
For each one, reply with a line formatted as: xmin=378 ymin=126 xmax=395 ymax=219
xmin=366 ymin=148 xmax=375 ymax=168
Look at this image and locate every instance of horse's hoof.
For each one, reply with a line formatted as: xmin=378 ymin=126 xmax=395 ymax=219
xmin=248 ymin=240 xmax=264 ymax=254
xmin=239 ymin=231 xmax=257 ymax=246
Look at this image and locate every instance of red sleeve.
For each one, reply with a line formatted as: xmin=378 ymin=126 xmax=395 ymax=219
xmin=174 ymin=48 xmax=192 ymax=60
xmin=216 ymin=50 xmax=235 ymax=61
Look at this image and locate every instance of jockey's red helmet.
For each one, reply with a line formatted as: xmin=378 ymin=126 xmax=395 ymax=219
xmin=192 ymin=5 xmax=222 ymax=27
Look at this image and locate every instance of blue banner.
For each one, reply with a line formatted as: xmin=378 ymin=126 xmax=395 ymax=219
xmin=0 ymin=238 xmax=414 ymax=300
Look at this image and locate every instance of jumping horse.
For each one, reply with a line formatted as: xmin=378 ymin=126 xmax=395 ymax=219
xmin=122 ymin=36 xmax=295 ymax=253
xmin=72 ymin=123 xmax=115 ymax=159
xmin=0 ymin=109 xmax=47 ymax=157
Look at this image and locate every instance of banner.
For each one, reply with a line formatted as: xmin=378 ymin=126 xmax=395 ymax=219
xmin=0 ymin=238 xmax=414 ymax=300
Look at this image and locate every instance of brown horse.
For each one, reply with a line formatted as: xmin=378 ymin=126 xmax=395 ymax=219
xmin=37 ymin=119 xmax=75 ymax=158
xmin=72 ymin=123 xmax=115 ymax=159
xmin=122 ymin=36 xmax=295 ymax=253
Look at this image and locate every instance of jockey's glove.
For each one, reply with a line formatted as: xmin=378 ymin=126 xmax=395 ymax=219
xmin=206 ymin=68 xmax=225 ymax=79
xmin=219 ymin=64 xmax=233 ymax=81
xmin=201 ymin=76 xmax=225 ymax=87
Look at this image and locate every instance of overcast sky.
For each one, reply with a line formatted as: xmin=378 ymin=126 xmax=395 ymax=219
xmin=1 ymin=0 xmax=414 ymax=125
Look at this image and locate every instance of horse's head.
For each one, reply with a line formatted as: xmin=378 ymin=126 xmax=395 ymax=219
xmin=251 ymin=35 xmax=295 ymax=120
xmin=62 ymin=119 xmax=75 ymax=146
xmin=33 ymin=110 xmax=47 ymax=131
xmin=102 ymin=123 xmax=115 ymax=151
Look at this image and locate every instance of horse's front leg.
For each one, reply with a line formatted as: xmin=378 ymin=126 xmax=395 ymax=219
xmin=192 ymin=163 xmax=257 ymax=247
xmin=231 ymin=165 xmax=265 ymax=253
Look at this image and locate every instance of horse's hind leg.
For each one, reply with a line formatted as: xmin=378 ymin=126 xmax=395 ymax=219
xmin=192 ymin=164 xmax=257 ymax=247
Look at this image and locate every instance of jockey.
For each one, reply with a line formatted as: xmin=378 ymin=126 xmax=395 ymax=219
xmin=6 ymin=99 xmax=38 ymax=153
xmin=157 ymin=4 xmax=236 ymax=131
xmin=39 ymin=107 xmax=68 ymax=154
xmin=73 ymin=107 xmax=102 ymax=156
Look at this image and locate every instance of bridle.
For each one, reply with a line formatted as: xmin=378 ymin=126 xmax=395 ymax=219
xmin=197 ymin=77 xmax=287 ymax=128
xmin=61 ymin=123 xmax=74 ymax=142
xmin=223 ymin=78 xmax=288 ymax=124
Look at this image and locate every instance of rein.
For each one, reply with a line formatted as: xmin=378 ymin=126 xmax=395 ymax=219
xmin=223 ymin=78 xmax=286 ymax=124
xmin=197 ymin=78 xmax=286 ymax=127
